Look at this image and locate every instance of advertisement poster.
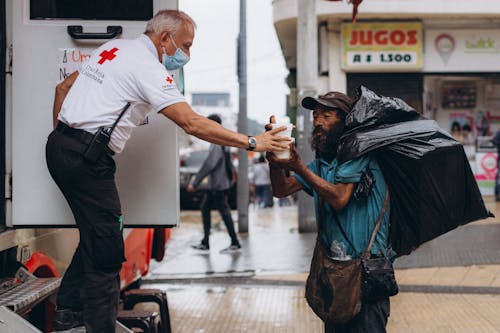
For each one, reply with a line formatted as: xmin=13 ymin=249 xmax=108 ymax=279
xmin=449 ymin=112 xmax=474 ymax=135
xmin=425 ymin=30 xmax=500 ymax=72
xmin=341 ymin=22 xmax=423 ymax=71
xmin=475 ymin=152 xmax=497 ymax=196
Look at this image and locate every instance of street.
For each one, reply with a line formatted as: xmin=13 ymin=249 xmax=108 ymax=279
xmin=142 ymin=197 xmax=500 ymax=332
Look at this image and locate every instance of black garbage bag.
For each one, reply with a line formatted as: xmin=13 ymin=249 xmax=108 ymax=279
xmin=344 ymin=85 xmax=422 ymax=132
xmin=338 ymin=86 xmax=493 ymax=257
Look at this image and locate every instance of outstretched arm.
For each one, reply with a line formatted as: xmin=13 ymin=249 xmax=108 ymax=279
xmin=159 ymin=102 xmax=291 ymax=153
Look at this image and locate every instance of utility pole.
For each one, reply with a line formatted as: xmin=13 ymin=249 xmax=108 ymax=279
xmin=237 ymin=0 xmax=249 ymax=233
xmin=297 ymin=0 xmax=318 ymax=232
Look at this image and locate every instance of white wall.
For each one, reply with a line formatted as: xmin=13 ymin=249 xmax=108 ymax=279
xmin=273 ymin=0 xmax=500 ymax=23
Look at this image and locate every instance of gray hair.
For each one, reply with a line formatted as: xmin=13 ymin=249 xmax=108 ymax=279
xmin=145 ymin=10 xmax=196 ymax=36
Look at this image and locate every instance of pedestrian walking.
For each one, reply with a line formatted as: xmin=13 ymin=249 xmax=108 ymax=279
xmin=266 ymin=91 xmax=393 ymax=332
xmin=46 ymin=10 xmax=290 ymax=333
xmin=492 ymin=130 xmax=500 ymax=201
xmin=251 ymin=155 xmax=273 ymax=208
xmin=188 ymin=114 xmax=241 ymax=253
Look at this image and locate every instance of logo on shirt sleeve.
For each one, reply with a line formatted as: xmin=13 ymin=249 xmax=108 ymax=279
xmin=162 ymin=75 xmax=177 ymax=91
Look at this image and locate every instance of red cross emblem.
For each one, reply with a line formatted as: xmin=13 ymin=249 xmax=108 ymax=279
xmin=98 ymin=47 xmax=119 ymax=65
xmin=166 ymin=76 xmax=173 ymax=84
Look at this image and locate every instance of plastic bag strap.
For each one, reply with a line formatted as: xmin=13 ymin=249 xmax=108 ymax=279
xmin=362 ymin=189 xmax=390 ymax=258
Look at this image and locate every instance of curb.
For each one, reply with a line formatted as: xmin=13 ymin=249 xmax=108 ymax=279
xmin=144 ymin=274 xmax=500 ymax=295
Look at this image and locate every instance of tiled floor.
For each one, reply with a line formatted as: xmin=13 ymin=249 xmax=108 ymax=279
xmin=140 ymin=197 xmax=500 ymax=333
xmin=139 ymin=282 xmax=500 ymax=333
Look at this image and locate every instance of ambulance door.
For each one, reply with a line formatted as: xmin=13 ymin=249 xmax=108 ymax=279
xmin=9 ymin=0 xmax=181 ymax=227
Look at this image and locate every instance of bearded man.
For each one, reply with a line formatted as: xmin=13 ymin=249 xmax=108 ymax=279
xmin=266 ymin=91 xmax=392 ymax=333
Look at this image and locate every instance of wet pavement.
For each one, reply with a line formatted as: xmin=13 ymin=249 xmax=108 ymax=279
xmin=394 ymin=223 xmax=500 ymax=268
xmin=142 ymin=198 xmax=500 ymax=332
xmin=147 ymin=198 xmax=500 ymax=277
xmin=148 ymin=205 xmax=314 ymax=278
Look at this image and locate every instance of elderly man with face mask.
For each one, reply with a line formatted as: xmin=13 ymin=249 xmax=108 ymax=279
xmin=47 ymin=9 xmax=290 ymax=333
xmin=267 ymin=92 xmax=392 ymax=333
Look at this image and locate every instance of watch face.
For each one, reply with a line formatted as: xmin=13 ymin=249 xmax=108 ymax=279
xmin=248 ymin=136 xmax=257 ymax=148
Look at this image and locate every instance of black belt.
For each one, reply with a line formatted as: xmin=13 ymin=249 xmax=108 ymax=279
xmin=56 ymin=122 xmax=115 ymax=155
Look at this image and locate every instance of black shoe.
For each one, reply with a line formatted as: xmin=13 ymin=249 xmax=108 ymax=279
xmin=53 ymin=308 xmax=84 ymax=331
xmin=191 ymin=243 xmax=210 ymax=251
xmin=220 ymin=244 xmax=241 ymax=253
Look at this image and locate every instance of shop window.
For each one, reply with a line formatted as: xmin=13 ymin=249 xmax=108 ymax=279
xmin=441 ymin=82 xmax=476 ymax=109
xmin=347 ymin=73 xmax=423 ymax=112
xmin=30 ymin=0 xmax=153 ymax=21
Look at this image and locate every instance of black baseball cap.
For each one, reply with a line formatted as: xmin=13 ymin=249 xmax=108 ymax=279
xmin=301 ymin=91 xmax=353 ymax=114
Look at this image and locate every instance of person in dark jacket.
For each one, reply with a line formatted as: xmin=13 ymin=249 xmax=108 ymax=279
xmin=492 ymin=130 xmax=500 ymax=201
xmin=187 ymin=114 xmax=241 ymax=253
xmin=251 ymin=155 xmax=273 ymax=208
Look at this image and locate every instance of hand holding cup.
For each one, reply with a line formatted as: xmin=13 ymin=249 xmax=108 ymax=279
xmin=265 ymin=115 xmax=295 ymax=160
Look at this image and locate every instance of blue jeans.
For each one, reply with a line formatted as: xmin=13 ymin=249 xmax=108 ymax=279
xmin=255 ymin=185 xmax=272 ymax=207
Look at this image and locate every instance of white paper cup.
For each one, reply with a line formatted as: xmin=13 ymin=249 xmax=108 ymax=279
xmin=271 ymin=123 xmax=293 ymax=159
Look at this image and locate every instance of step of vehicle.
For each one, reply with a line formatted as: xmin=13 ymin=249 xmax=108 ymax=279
xmin=0 ymin=305 xmax=43 ymax=332
xmin=0 ymin=267 xmax=60 ymax=314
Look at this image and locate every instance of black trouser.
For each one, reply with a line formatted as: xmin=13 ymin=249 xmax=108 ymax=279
xmin=200 ymin=190 xmax=239 ymax=246
xmin=324 ymin=298 xmax=390 ymax=333
xmin=46 ymin=129 xmax=126 ymax=333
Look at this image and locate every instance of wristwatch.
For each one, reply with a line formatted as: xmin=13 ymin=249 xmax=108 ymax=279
xmin=247 ymin=136 xmax=257 ymax=151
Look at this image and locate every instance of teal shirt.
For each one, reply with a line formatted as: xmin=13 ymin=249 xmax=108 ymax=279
xmin=294 ymin=155 xmax=390 ymax=258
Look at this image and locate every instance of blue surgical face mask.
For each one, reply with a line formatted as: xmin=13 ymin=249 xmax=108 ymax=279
xmin=162 ymin=35 xmax=190 ymax=70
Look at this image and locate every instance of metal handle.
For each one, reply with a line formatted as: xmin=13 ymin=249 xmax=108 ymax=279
xmin=67 ymin=25 xmax=122 ymax=40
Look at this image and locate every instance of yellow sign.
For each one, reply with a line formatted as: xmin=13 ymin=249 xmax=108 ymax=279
xmin=341 ymin=22 xmax=423 ymax=71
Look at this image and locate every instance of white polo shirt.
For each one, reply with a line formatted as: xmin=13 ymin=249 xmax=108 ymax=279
xmin=58 ymin=34 xmax=186 ymax=153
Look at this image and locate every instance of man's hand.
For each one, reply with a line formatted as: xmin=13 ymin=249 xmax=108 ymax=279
xmin=266 ymin=144 xmax=303 ymax=173
xmin=253 ymin=127 xmax=292 ymax=153
xmin=264 ymin=115 xmax=302 ymax=172
xmin=264 ymin=115 xmax=280 ymax=132
xmin=265 ymin=115 xmax=277 ymax=130
xmin=186 ymin=184 xmax=196 ymax=193
xmin=265 ymin=115 xmax=304 ymax=197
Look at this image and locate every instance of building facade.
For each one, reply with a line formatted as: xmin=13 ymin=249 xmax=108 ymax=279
xmin=273 ymin=0 xmax=500 ymax=194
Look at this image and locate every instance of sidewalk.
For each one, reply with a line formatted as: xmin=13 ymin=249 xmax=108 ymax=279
xmin=144 ymin=198 xmax=500 ymax=332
